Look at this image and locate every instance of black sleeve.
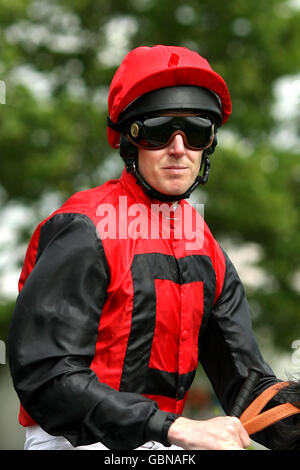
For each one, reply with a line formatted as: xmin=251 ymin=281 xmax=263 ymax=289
xmin=198 ymin=249 xmax=297 ymax=449
xmin=8 ymin=213 xmax=176 ymax=450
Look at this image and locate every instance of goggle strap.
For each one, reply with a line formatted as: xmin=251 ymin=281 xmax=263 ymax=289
xmin=107 ymin=116 xmax=122 ymax=132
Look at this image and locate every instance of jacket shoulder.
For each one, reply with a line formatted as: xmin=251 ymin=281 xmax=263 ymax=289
xmin=18 ymin=180 xmax=120 ymax=291
xmin=54 ymin=178 xmax=121 ymax=220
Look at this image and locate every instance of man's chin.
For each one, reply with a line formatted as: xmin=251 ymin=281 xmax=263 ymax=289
xmin=158 ymin=184 xmax=190 ymax=197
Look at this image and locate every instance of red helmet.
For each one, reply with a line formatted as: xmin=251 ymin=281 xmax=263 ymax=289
xmin=107 ymin=45 xmax=231 ymax=149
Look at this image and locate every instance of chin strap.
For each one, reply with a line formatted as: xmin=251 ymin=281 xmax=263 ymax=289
xmin=126 ymin=155 xmax=210 ymax=202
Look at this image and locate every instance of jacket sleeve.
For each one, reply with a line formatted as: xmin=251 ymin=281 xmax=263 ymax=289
xmin=198 ymin=247 xmax=297 ymax=450
xmin=8 ymin=212 xmax=177 ymax=450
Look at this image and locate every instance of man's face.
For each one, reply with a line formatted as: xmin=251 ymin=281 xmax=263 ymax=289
xmin=137 ymin=133 xmax=203 ymax=197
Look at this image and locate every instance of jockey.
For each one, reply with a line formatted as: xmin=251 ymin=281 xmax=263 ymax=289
xmin=8 ymin=45 xmax=296 ymax=451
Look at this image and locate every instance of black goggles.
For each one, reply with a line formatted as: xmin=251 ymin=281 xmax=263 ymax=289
xmin=126 ymin=115 xmax=215 ymax=150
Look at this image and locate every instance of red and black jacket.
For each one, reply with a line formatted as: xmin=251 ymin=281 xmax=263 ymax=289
xmin=8 ymin=170 xmax=281 ymax=449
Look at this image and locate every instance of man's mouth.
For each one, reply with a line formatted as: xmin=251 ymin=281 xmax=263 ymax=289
xmin=163 ymin=166 xmax=187 ymax=170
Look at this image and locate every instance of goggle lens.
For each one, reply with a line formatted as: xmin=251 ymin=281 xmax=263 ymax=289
xmin=127 ymin=116 xmax=214 ymax=150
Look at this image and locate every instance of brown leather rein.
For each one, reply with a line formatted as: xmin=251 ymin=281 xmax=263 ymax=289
xmin=240 ymin=381 xmax=300 ymax=435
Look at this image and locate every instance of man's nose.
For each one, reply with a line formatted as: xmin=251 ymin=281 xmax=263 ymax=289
xmin=168 ymin=133 xmax=186 ymax=156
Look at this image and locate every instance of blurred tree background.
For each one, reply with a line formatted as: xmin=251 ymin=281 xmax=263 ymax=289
xmin=0 ymin=0 xmax=299 ymax=446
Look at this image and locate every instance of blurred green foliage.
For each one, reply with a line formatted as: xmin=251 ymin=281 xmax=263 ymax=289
xmin=0 ymin=0 xmax=299 ymax=351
